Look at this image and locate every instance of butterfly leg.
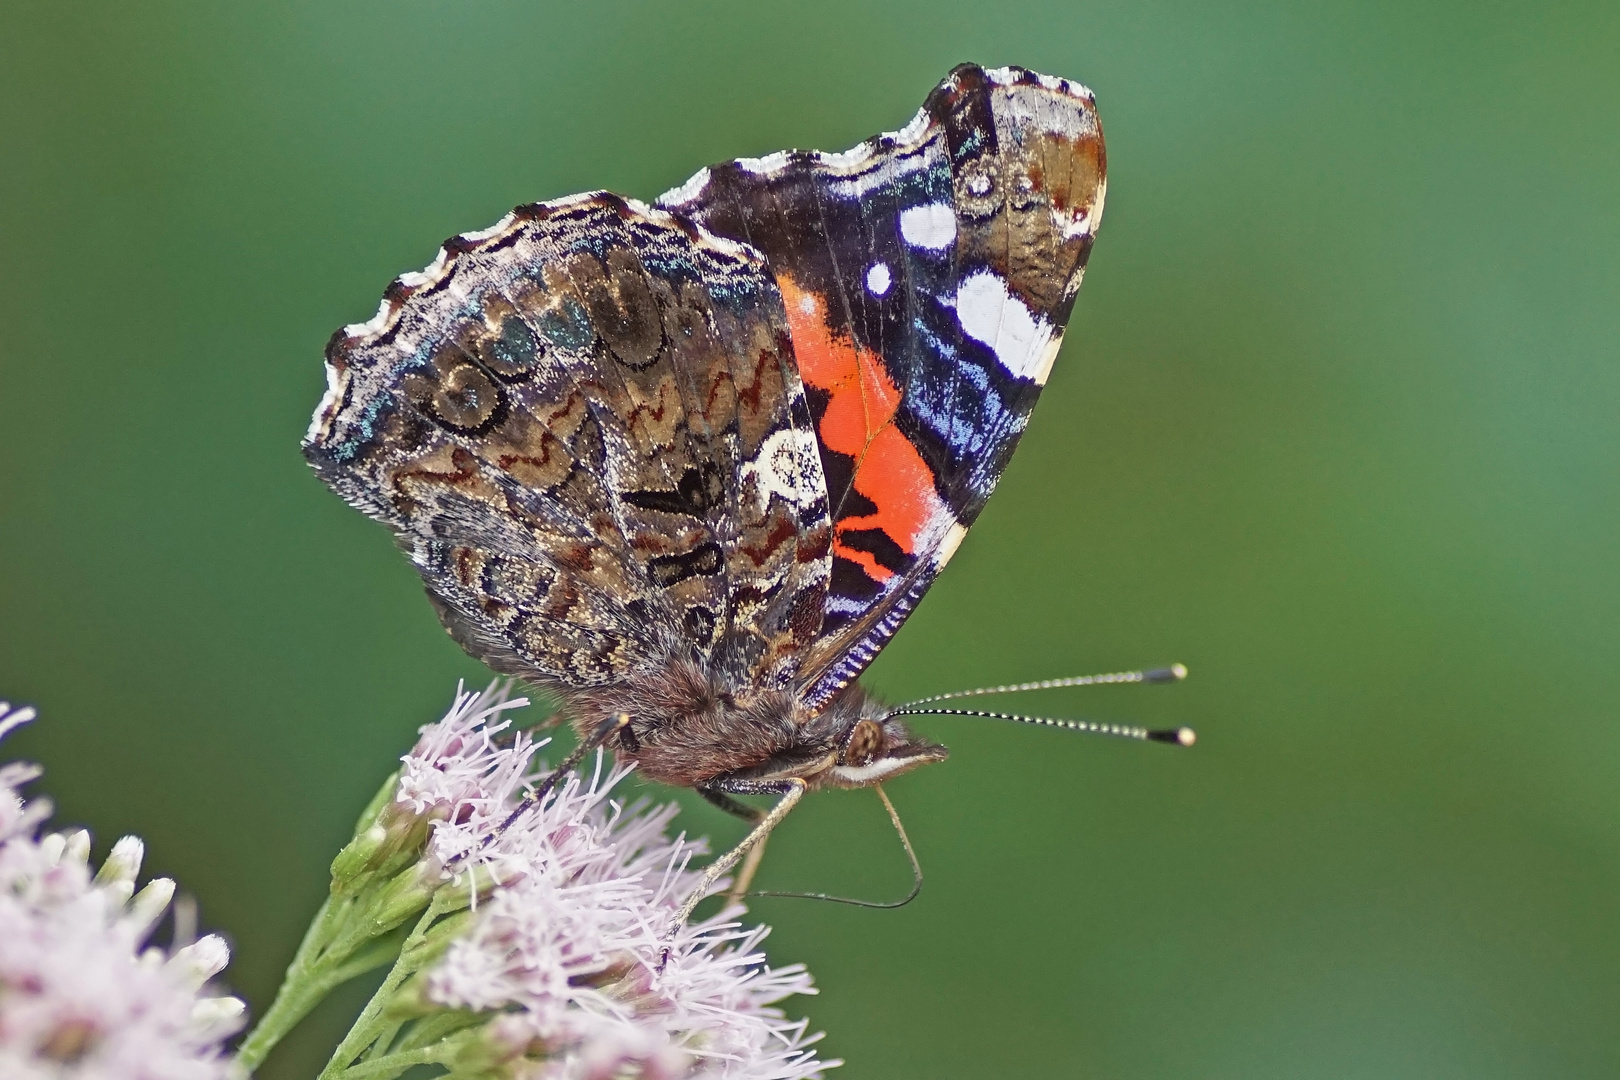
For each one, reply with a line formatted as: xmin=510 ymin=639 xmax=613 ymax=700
xmin=698 ymin=787 xmax=759 ymax=822
xmin=490 ymin=713 xmax=632 ymax=836
xmin=666 ymin=777 xmax=807 ymax=934
xmin=698 ymin=787 xmax=771 ymax=905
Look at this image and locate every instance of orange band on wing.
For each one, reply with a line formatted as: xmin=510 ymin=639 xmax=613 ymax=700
xmin=777 ymin=275 xmax=943 ymax=581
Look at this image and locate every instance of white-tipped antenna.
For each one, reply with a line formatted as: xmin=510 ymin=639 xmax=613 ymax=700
xmin=885 ymin=706 xmax=1196 ymax=746
xmin=893 ymin=663 xmax=1187 ymax=711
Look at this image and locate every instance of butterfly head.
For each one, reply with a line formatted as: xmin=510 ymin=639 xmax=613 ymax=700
xmin=820 ymin=697 xmax=949 ymax=790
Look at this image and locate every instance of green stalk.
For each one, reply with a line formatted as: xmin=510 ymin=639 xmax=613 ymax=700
xmin=234 ymin=771 xmax=435 ymax=1074
xmin=323 ymin=1043 xmax=458 ymax=1080
xmin=318 ymin=891 xmax=457 ymax=1079
xmin=233 ymin=896 xmax=343 ymax=1070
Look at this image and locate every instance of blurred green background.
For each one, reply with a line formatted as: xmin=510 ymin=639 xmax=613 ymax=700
xmin=3 ymin=1 xmax=1618 ymax=1077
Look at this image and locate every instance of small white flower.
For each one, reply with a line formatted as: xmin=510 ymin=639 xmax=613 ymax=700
xmin=391 ymin=681 xmax=547 ymax=875
xmin=0 ymin=702 xmax=245 ymax=1080
xmin=404 ymin=684 xmax=836 ymax=1080
xmin=0 ymin=703 xmax=49 ymax=843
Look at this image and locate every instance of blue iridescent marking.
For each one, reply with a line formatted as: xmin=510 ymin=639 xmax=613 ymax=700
xmin=566 ymin=229 xmax=618 ymax=258
xmin=898 ymin=161 xmax=952 ymax=203
xmin=638 ymin=248 xmax=700 ymax=283
xmin=903 ymin=316 xmax=1011 ymax=456
xmin=954 ymin=127 xmax=986 ymax=158
xmin=536 ymin=297 xmax=594 ymax=351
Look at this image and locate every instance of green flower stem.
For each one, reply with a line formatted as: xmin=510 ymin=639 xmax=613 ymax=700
xmin=233 ymin=763 xmax=530 ymax=1078
xmin=323 ymin=1041 xmax=463 ymax=1080
xmin=392 ymin=1008 xmax=484 ymax=1054
xmin=235 ymin=895 xmax=413 ymax=1071
xmin=322 ymin=933 xmax=411 ymax=988
xmin=357 ymin=1019 xmax=405 ymax=1063
xmin=236 ymin=772 xmax=443 ymax=1074
xmin=318 ymin=890 xmax=459 ymax=1079
xmin=234 ymin=895 xmax=342 ymax=1070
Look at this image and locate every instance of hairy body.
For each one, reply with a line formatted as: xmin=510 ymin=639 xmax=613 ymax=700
xmin=564 ymin=658 xmax=947 ymax=790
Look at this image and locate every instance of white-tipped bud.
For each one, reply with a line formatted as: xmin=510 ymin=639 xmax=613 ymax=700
xmin=0 ymin=707 xmax=243 ymax=1076
xmin=64 ymin=828 xmax=93 ymax=867
xmin=38 ymin=830 xmax=66 ymax=863
xmin=0 ymin=702 xmax=37 ymax=738
xmin=128 ymin=877 xmax=177 ymax=936
xmin=97 ymin=834 xmax=146 ymax=886
xmin=189 ymin=996 xmax=248 ymax=1040
xmin=168 ymin=934 xmax=232 ymax=988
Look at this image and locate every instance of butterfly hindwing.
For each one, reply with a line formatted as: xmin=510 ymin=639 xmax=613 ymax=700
xmin=659 ymin=63 xmax=1106 ymax=705
xmin=305 ymin=194 xmax=832 ymax=690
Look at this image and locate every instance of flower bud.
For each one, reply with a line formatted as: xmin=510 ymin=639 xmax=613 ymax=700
xmin=128 ymin=877 xmax=177 ymax=936
xmin=168 ymin=934 xmax=232 ymax=989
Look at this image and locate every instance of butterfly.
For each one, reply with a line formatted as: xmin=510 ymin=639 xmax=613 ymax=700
xmin=305 ymin=63 xmax=1177 ymax=925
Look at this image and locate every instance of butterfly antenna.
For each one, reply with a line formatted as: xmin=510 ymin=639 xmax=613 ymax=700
xmin=746 ymin=784 xmax=924 ymax=909
xmin=892 ymin=663 xmax=1187 ymax=710
xmin=886 ymin=706 xmax=1196 ymax=746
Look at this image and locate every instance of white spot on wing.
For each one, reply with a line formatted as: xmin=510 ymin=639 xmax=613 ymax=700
xmin=816 ymin=141 xmax=876 ymax=170
xmin=823 ymin=140 xmax=934 ymax=199
xmin=744 ymin=427 xmax=823 ymax=510
xmin=622 ymin=195 xmax=660 ymax=220
xmin=984 ymin=65 xmax=1094 ymax=102
xmin=397 ymin=247 xmax=449 ymax=289
xmin=955 ymin=270 xmax=1057 ymax=383
xmin=462 ymin=212 xmax=518 ymax=243
xmin=549 ymin=191 xmax=604 ymax=211
xmin=1061 ymin=205 xmax=1094 ymax=240
xmin=1029 ymin=331 xmax=1066 ymax=386
xmin=866 ymin=262 xmax=892 ymax=296
xmin=346 ymin=297 xmax=395 ymax=339
xmin=899 ymin=202 xmax=957 ymax=250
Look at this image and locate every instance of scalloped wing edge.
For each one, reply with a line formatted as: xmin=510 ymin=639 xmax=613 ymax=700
xmin=657 ymin=64 xmax=1098 ymax=204
xmin=304 ymin=191 xmax=771 ymax=450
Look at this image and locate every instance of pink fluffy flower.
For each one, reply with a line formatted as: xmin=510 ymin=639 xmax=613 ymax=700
xmin=407 ymin=684 xmax=835 ymax=1080
xmin=0 ymin=702 xmax=244 ymax=1080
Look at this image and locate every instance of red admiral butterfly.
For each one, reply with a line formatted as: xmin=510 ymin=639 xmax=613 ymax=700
xmin=305 ymin=63 xmax=1186 ymax=926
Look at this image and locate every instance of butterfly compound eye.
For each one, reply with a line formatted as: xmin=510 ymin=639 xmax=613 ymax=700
xmin=841 ymin=720 xmax=883 ymax=767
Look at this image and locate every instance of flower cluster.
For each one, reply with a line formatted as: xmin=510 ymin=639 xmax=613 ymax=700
xmin=303 ymin=682 xmax=835 ymax=1080
xmin=418 ymin=687 xmax=828 ymax=1080
xmin=0 ymin=702 xmax=244 ymax=1080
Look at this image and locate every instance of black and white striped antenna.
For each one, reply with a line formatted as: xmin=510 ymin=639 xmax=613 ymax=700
xmin=885 ymin=663 xmax=1194 ymax=746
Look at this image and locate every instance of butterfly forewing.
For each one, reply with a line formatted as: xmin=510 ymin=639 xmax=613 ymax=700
xmin=658 ymin=63 xmax=1107 ymax=707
